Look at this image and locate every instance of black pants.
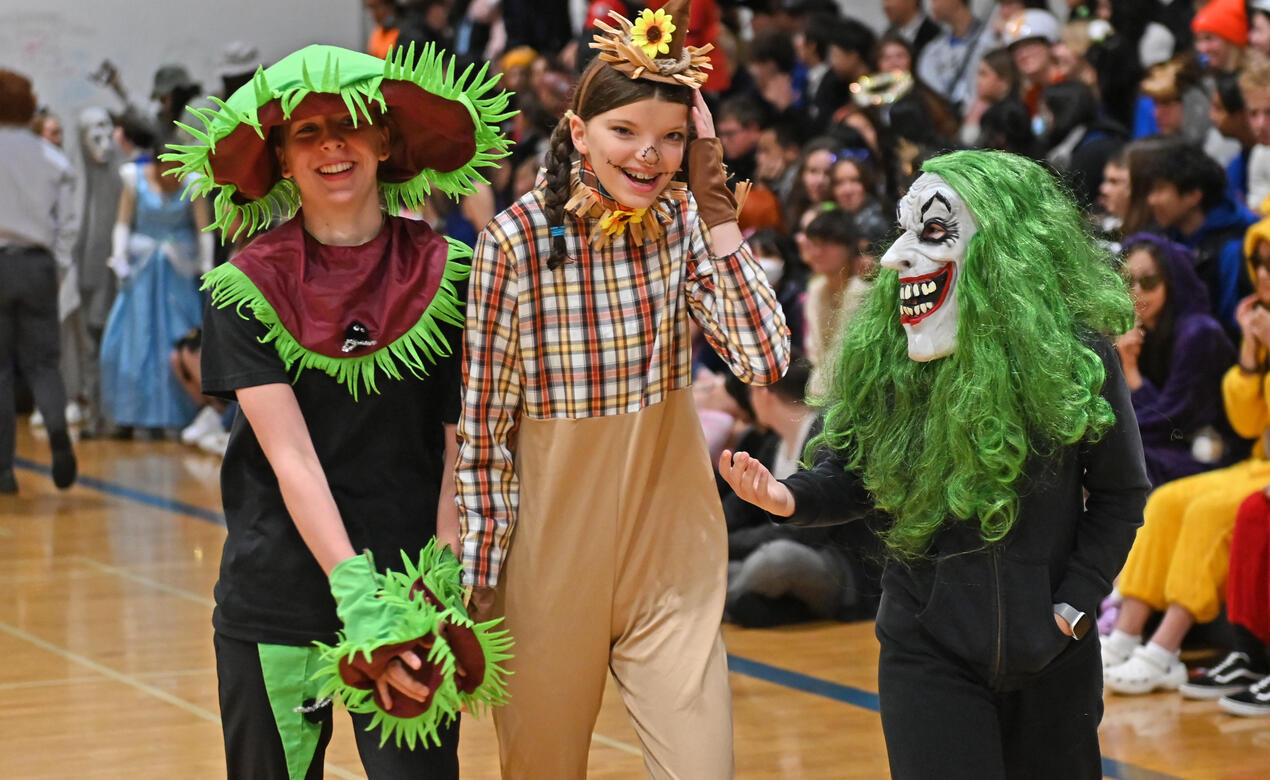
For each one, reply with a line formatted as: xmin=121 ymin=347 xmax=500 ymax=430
xmin=876 ymin=601 xmax=1104 ymax=780
xmin=0 ymin=247 xmax=68 ymax=471
xmin=214 ymin=632 xmax=460 ymax=780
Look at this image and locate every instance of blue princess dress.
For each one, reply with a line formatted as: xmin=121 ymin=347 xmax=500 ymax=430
xmin=100 ymin=163 xmax=203 ymax=429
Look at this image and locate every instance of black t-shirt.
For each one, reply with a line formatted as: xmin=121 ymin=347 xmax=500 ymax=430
xmin=201 ymin=299 xmax=461 ymax=646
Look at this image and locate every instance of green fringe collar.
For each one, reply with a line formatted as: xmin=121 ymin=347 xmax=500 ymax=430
xmin=202 ymin=237 xmax=471 ymax=400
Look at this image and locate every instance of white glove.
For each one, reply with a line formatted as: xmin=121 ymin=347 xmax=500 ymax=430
xmin=107 ymin=222 xmax=131 ymax=281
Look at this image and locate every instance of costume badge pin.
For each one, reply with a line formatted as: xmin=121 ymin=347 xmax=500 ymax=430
xmin=342 ymin=321 xmax=378 ymax=353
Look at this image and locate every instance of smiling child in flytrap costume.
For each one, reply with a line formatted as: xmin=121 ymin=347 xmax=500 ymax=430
xmin=720 ymin=150 xmax=1151 ymax=780
xmin=456 ymin=1 xmax=790 ymax=777
xmin=162 ymin=44 xmax=512 ymax=779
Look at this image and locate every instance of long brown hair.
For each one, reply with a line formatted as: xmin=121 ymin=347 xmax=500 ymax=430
xmin=1121 ymin=137 xmax=1175 ymax=237
xmin=542 ymin=61 xmax=693 ymax=269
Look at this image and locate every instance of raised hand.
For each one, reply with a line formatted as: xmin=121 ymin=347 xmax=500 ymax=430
xmin=1115 ymin=325 xmax=1143 ymax=367
xmin=718 ymin=449 xmax=796 ymax=517
xmin=691 ymin=89 xmax=715 ymax=140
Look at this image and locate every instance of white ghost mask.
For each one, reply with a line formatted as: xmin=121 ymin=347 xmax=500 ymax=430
xmin=78 ymin=107 xmax=115 ymax=165
xmin=880 ymin=172 xmax=978 ymax=362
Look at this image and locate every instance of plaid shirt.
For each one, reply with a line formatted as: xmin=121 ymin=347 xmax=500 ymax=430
xmin=456 ymin=174 xmax=790 ymax=588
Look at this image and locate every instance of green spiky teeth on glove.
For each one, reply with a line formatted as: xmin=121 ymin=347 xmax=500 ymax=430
xmin=315 ymin=542 xmax=513 ymax=749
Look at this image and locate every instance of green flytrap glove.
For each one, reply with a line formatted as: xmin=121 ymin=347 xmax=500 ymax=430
xmin=314 ymin=541 xmax=514 ymax=749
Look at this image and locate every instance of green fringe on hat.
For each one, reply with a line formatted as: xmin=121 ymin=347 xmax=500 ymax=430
xmin=201 ymin=238 xmax=471 ymax=400
xmin=160 ymin=42 xmax=515 ymax=242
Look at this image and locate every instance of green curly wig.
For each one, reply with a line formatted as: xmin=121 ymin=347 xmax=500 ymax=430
xmin=812 ymin=150 xmax=1135 ymax=558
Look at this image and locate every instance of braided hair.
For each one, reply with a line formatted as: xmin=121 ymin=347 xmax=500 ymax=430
xmin=542 ymin=60 xmax=693 ymax=270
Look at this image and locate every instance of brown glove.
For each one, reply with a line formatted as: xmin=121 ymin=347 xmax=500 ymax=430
xmin=688 ymin=137 xmax=741 ymax=229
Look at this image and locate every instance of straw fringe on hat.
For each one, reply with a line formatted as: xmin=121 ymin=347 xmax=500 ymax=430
xmin=589 ymin=0 xmax=713 ymax=88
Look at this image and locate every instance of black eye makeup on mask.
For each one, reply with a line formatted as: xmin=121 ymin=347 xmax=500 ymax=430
xmin=920 ymin=219 xmax=959 ymax=244
xmin=916 ymin=192 xmax=959 ymax=245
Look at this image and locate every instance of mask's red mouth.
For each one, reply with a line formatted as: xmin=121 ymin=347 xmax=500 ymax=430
xmin=897 ymin=264 xmax=953 ymax=325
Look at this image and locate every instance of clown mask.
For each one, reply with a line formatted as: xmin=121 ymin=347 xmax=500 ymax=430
xmin=78 ymin=107 xmax=115 ymax=165
xmin=881 ymin=173 xmax=977 ymax=362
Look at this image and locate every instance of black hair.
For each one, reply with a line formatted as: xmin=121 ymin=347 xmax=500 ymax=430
xmin=804 ymin=208 xmax=859 ymax=250
xmin=764 ymin=350 xmax=813 ymax=405
xmin=977 ymin=97 xmax=1039 ymax=159
xmin=718 ymin=95 xmax=765 ymax=129
xmin=1146 ymin=141 xmax=1227 ymax=212
xmin=1041 ymin=80 xmax=1099 ymax=148
xmin=801 ymin=12 xmax=840 ymax=61
xmin=1214 ymin=71 xmax=1246 ymax=113
xmin=750 ymin=29 xmax=799 ymax=75
xmin=824 ymin=17 xmax=877 ymax=63
xmin=114 ymin=109 xmax=158 ymax=150
xmin=766 ymin=119 xmax=804 ymax=150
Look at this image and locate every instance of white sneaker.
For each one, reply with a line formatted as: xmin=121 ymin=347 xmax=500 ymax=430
xmin=1106 ymin=646 xmax=1187 ymax=695
xmin=29 ymin=404 xmax=82 ymax=427
xmin=182 ymin=406 xmax=224 ymax=445
xmin=197 ymin=430 xmax=229 ymax=457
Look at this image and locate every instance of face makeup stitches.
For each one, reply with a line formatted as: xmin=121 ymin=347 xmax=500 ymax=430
xmin=880 ymin=173 xmax=978 ymax=361
xmin=570 ymin=98 xmax=688 ymax=209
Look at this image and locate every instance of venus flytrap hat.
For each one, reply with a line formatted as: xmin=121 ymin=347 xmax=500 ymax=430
xmin=165 ymin=43 xmax=515 ymax=399
xmin=161 ymin=43 xmax=514 ymax=241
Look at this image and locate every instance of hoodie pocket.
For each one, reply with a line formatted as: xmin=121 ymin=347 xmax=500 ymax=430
xmin=914 ymin=553 xmax=1070 ymax=676
xmin=1000 ymin=558 xmax=1071 ymax=676
xmin=914 ymin=551 xmax=997 ymax=669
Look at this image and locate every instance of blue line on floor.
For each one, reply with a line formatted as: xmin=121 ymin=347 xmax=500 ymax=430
xmin=726 ymin=654 xmax=881 ymax=711
xmin=15 ymin=457 xmax=1183 ymax=780
xmin=14 ymin=456 xmax=226 ymax=526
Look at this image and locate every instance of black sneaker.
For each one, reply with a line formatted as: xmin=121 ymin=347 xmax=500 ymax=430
xmin=0 ymin=469 xmax=16 ymax=494
xmin=48 ymin=430 xmax=77 ymax=489
xmin=1220 ymin=675 xmax=1270 ymax=717
xmin=1180 ymin=652 xmax=1266 ymax=699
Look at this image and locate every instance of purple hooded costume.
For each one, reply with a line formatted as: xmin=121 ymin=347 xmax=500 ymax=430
xmin=1122 ymin=233 xmax=1243 ymax=486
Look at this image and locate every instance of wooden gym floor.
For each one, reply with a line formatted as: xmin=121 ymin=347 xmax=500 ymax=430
xmin=2 ymin=423 xmax=1267 ymax=779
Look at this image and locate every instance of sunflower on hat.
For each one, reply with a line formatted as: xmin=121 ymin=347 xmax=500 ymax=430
xmin=630 ymin=8 xmax=677 ymax=58
xmin=591 ymin=0 xmax=714 ymax=88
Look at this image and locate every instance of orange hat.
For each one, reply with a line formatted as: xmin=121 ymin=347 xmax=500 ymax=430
xmin=1192 ymin=0 xmax=1248 ymax=47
